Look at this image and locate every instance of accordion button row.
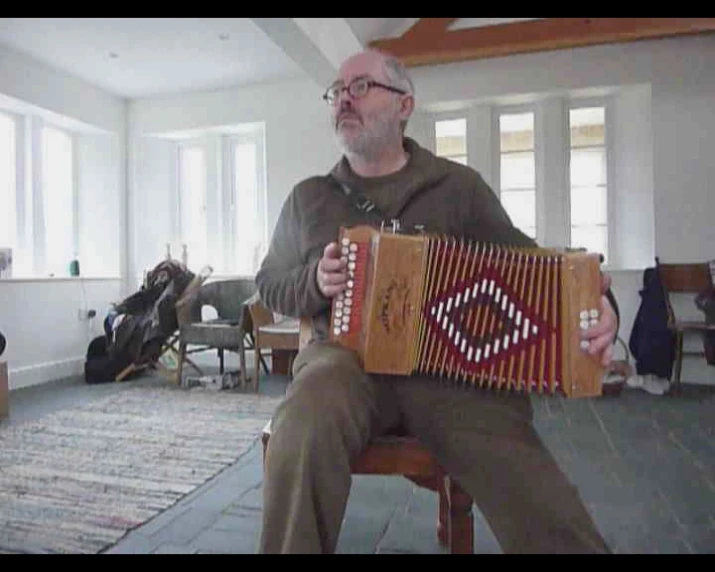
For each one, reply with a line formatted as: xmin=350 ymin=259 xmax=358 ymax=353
xmin=334 ymin=240 xmax=361 ymax=336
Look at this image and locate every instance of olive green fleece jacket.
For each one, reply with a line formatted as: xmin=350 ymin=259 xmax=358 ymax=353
xmin=255 ymin=137 xmax=619 ymax=342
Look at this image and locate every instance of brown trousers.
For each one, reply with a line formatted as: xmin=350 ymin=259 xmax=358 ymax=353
xmin=258 ymin=341 xmax=610 ymax=554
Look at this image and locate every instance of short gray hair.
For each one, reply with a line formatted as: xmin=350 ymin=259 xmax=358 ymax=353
xmin=369 ymin=49 xmax=415 ymax=133
xmin=381 ymin=52 xmax=415 ymax=97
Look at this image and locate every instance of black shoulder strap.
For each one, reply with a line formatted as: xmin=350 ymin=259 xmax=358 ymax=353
xmin=327 ymin=173 xmax=387 ymax=221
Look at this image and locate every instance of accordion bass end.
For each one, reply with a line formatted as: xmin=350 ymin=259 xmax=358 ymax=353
xmin=329 ymin=225 xmax=607 ymax=399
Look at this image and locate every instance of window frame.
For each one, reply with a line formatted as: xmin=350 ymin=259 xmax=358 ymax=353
xmin=494 ymin=104 xmax=538 ymax=241
xmin=36 ymin=119 xmax=79 ymax=277
xmin=433 ymin=112 xmax=468 ymax=166
xmin=226 ymin=127 xmax=267 ymax=277
xmin=175 ymin=137 xmax=209 ymax=269
xmin=567 ymin=96 xmax=615 ymax=266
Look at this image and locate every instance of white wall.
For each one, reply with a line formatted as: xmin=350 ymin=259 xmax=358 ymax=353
xmin=127 ymin=34 xmax=715 ymax=385
xmin=408 ymin=35 xmax=715 ymax=267
xmin=0 ymin=278 xmax=122 ymax=389
xmin=2 ymin=33 xmax=713 ymax=388
xmin=0 ymin=44 xmax=127 ymax=388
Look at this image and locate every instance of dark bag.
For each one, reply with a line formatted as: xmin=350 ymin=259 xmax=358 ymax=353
xmin=84 ymin=334 xmax=133 ymax=384
xmin=628 ymin=262 xmax=676 ymax=379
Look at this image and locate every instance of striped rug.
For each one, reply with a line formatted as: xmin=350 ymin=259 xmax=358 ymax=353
xmin=0 ymin=385 xmax=281 ymax=554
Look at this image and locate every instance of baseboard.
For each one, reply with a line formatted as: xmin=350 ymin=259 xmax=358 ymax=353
xmin=8 ymin=358 xmax=85 ymax=390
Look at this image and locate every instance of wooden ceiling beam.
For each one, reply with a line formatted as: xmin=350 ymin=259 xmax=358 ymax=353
xmin=369 ymin=18 xmax=715 ymax=67
xmin=399 ymin=18 xmax=459 ymax=42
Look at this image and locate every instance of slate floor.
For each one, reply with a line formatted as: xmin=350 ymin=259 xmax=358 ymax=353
xmin=3 ymin=366 xmax=715 ymax=554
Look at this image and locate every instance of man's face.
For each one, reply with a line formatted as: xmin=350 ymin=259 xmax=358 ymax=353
xmin=327 ymin=53 xmax=409 ymax=158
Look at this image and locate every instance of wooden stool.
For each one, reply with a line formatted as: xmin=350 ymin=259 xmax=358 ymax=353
xmin=261 ymin=421 xmax=475 ymax=554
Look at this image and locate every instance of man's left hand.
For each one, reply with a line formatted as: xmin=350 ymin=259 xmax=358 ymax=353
xmin=580 ymin=273 xmax=618 ymax=367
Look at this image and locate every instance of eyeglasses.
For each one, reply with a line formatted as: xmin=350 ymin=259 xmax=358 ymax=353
xmin=322 ymin=76 xmax=407 ymax=105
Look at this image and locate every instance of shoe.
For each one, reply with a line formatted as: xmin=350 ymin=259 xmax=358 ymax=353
xmin=626 ymin=374 xmax=670 ymax=396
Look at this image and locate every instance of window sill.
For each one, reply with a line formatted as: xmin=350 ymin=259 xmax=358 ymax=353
xmin=0 ymin=276 xmax=121 ymax=283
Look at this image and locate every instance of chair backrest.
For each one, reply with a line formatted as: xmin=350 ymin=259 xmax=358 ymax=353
xmin=199 ymin=278 xmax=257 ymax=321
xmin=658 ymin=263 xmax=711 ymax=293
xmin=246 ymin=293 xmax=275 ymax=331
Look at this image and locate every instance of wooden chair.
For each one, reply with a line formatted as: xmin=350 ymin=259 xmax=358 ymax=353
xmin=658 ymin=260 xmax=715 ymax=384
xmin=260 ymin=317 xmax=475 ymax=554
xmin=245 ymin=294 xmax=300 ymax=392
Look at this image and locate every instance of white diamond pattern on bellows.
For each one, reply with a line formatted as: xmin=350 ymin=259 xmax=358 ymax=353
xmin=427 ymin=280 xmax=541 ymax=364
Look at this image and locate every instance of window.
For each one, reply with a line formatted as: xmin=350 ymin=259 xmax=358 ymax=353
xmin=499 ymin=112 xmax=536 ymax=239
xmin=230 ymin=130 xmax=266 ymax=276
xmin=0 ymin=113 xmax=16 ymax=253
xmin=42 ymin=125 xmax=75 ymax=277
xmin=435 ymin=118 xmax=467 ymax=165
xmin=177 ymin=143 xmax=208 ymax=270
xmin=569 ymin=107 xmax=607 ymax=262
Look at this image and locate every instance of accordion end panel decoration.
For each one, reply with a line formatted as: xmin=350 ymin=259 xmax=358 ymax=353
xmin=329 ymin=225 xmax=606 ymax=399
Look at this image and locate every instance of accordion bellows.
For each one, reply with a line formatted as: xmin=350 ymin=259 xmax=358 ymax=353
xmin=329 ymin=225 xmax=606 ymax=398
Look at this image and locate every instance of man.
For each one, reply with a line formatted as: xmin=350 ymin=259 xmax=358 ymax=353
xmin=255 ymin=49 xmax=619 ymax=554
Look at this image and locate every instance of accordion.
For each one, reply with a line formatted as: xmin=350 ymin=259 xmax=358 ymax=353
xmin=329 ymin=225 xmax=606 ymax=399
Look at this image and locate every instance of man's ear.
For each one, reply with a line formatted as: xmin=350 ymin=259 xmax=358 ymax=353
xmin=400 ymin=94 xmax=415 ymax=121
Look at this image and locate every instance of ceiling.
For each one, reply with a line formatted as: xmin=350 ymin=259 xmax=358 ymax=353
xmin=0 ymin=18 xmax=536 ymax=100
xmin=2 ymin=18 xmax=707 ymax=101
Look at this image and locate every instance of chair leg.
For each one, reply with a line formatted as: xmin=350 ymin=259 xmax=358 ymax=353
xmin=674 ymin=331 xmax=684 ymax=384
xmin=177 ymin=341 xmax=187 ymax=388
xmin=438 ymin=477 xmax=448 ymax=547
xmin=238 ymin=340 xmax=248 ymax=391
xmin=445 ymin=475 xmax=474 ymax=554
xmin=254 ymin=345 xmax=261 ymax=393
xmin=219 ymin=348 xmax=224 ymax=375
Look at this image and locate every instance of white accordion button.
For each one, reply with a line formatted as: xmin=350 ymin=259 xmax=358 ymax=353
xmin=590 ymin=308 xmax=599 ymax=318
xmin=345 ymin=289 xmax=353 ymax=298
xmin=347 ymin=279 xmax=354 ymax=288
xmin=580 ymin=340 xmax=590 ymax=351
xmin=341 ymin=246 xmax=349 ymax=256
xmin=334 ymin=327 xmax=341 ymax=336
xmin=335 ymin=300 xmax=343 ymax=309
xmin=580 ymin=310 xmax=589 ymax=320
xmin=348 ymin=253 xmax=356 ymax=261
xmin=341 ymin=324 xmax=349 ymax=332
xmin=342 ymin=315 xmax=350 ymax=324
xmin=342 ymin=238 xmax=350 ymax=246
xmin=349 ymin=243 xmax=358 ymax=252
xmin=343 ymin=306 xmax=351 ymax=315
xmin=344 ymin=298 xmax=353 ymax=307
xmin=590 ymin=318 xmax=599 ymax=328
xmin=580 ymin=320 xmax=590 ymax=330
xmin=348 ymin=262 xmax=356 ymax=271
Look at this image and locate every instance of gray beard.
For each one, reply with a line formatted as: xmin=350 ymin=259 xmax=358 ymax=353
xmin=334 ymin=113 xmax=402 ymax=162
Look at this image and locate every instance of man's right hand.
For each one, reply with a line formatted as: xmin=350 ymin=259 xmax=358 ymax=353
xmin=316 ymin=242 xmax=348 ymax=298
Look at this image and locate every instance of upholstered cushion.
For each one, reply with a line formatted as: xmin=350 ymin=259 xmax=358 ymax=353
xmin=259 ymin=318 xmax=300 ymax=335
xmin=181 ymin=323 xmax=245 ymax=347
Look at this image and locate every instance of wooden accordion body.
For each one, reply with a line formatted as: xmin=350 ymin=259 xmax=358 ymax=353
xmin=329 ymin=225 xmax=606 ymax=398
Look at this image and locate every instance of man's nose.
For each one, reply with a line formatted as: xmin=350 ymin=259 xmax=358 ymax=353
xmin=337 ymin=86 xmax=354 ymax=105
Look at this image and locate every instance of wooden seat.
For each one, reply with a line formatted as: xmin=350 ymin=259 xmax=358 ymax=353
xmin=261 ymin=419 xmax=474 ymax=554
xmin=657 ymin=260 xmax=715 ymax=384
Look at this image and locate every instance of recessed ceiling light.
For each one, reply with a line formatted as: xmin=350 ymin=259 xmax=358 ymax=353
xmin=218 ymin=33 xmax=229 ymax=41
xmin=108 ymin=52 xmax=119 ymax=59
